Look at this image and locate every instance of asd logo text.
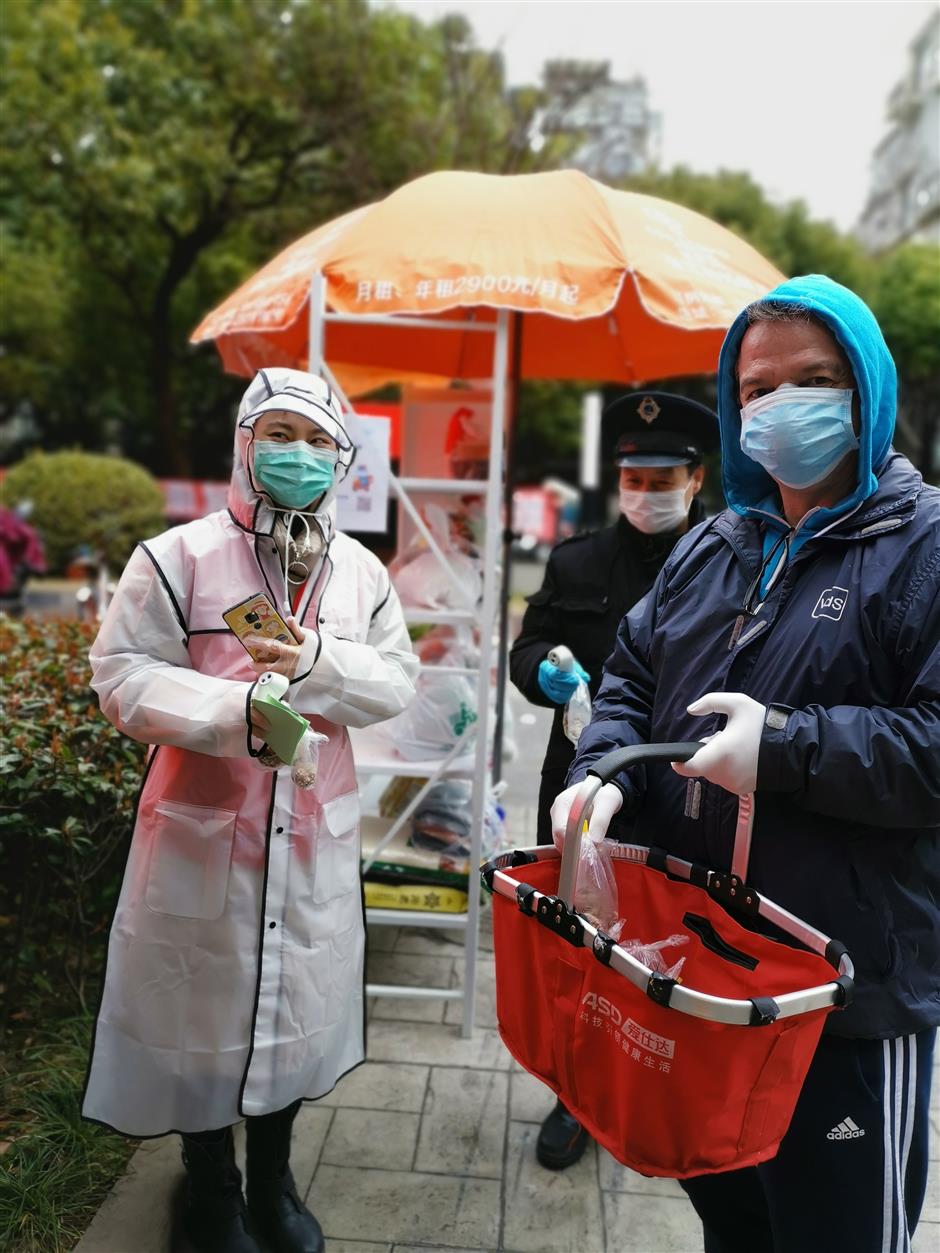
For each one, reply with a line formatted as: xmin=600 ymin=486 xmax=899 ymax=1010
xmin=812 ymin=586 xmax=849 ymax=622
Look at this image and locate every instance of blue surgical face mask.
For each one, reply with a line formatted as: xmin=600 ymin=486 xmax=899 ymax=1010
xmin=739 ymin=386 xmax=858 ymax=490
xmin=251 ymin=439 xmax=338 ymax=509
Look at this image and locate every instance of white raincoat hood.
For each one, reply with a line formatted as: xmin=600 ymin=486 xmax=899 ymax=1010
xmin=229 ymin=367 xmax=355 ymax=539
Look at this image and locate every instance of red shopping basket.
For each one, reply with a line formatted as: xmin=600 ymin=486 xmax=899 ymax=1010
xmin=482 ymin=743 xmax=854 ymax=1179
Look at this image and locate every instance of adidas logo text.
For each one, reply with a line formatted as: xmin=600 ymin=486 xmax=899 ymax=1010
xmin=827 ymin=1116 xmax=865 ymax=1140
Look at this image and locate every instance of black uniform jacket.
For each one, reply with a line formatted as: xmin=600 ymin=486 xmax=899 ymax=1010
xmin=510 ymin=501 xmax=704 ymax=842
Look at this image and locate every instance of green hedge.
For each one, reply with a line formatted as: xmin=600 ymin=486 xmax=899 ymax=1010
xmin=3 ymin=450 xmax=165 ymax=575
xmin=0 ymin=618 xmax=145 ymax=1250
xmin=0 ymin=617 xmax=146 ymax=1019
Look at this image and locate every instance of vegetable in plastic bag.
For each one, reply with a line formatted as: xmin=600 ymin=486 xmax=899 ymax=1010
xmin=290 ymin=727 xmax=329 ymax=790
xmin=573 ymin=832 xmax=619 ymax=932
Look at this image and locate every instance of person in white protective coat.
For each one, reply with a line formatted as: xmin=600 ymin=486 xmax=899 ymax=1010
xmin=83 ymin=368 xmax=417 ymax=1253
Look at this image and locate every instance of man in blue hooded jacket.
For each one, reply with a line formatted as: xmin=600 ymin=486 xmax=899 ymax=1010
xmin=551 ymin=275 xmax=939 ymax=1253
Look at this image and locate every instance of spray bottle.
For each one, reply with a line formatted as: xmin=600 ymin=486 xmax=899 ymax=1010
xmin=546 ymin=644 xmax=592 ymax=745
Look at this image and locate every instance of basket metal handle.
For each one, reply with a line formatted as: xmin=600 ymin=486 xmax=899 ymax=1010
xmin=559 ymin=742 xmax=759 ymax=908
xmin=558 ymin=743 xmax=702 ymax=905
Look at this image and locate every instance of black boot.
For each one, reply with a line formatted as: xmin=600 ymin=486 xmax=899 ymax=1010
xmin=246 ymin=1101 xmax=324 ymax=1253
xmin=178 ymin=1128 xmax=261 ymax=1253
xmin=536 ymin=1099 xmax=590 ymax=1170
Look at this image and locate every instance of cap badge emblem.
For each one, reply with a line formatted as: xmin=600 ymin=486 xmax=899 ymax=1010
xmin=637 ymin=396 xmax=660 ymax=424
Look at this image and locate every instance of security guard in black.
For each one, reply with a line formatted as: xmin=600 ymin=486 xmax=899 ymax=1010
xmin=509 ymin=391 xmax=718 ymax=847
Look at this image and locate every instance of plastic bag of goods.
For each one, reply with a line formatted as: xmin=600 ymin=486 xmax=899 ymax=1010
xmin=374 ymin=627 xmax=478 ymax=761
xmin=410 ymin=780 xmax=507 ymax=868
xmin=573 ymin=833 xmax=619 ymax=932
xmin=389 ymin=503 xmax=482 ymax=611
xmin=374 ymin=672 xmax=477 ymax=761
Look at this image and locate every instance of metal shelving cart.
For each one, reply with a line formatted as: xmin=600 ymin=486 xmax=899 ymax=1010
xmin=308 ymin=276 xmax=512 ymax=1037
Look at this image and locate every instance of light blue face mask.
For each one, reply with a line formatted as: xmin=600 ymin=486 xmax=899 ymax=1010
xmin=739 ymin=386 xmax=858 ymax=490
xmin=252 ymin=439 xmax=338 ymax=509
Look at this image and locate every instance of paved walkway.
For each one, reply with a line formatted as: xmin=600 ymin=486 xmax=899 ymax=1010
xmin=75 ymin=689 xmax=940 ymax=1251
xmin=72 ymin=905 xmax=940 ymax=1253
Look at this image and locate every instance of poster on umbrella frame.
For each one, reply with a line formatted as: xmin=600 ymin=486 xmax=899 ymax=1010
xmin=335 ymin=412 xmax=391 ymax=533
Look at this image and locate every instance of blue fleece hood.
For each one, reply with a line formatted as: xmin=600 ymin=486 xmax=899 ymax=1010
xmin=717 ymin=275 xmax=897 ymax=524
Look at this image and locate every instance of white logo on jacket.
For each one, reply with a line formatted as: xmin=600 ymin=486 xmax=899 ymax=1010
xmin=812 ymin=586 xmax=849 ymax=621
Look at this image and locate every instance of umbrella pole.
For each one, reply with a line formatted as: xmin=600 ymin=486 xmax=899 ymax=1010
xmin=491 ymin=311 xmax=523 ymax=784
xmin=460 ymin=308 xmax=510 ymax=1038
xmin=307 ymin=271 xmax=326 ymax=372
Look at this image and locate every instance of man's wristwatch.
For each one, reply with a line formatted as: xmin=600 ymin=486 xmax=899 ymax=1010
xmin=764 ymin=704 xmax=791 ymax=732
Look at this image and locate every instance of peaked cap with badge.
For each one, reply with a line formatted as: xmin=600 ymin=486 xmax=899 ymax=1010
xmin=606 ymin=390 xmax=719 ymax=468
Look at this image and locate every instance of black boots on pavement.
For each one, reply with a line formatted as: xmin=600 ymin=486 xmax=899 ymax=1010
xmin=246 ymin=1100 xmax=324 ymax=1253
xmin=178 ymin=1128 xmax=260 ymax=1253
xmin=178 ymin=1101 xmax=323 ymax=1253
xmin=536 ymin=1099 xmax=590 ymax=1170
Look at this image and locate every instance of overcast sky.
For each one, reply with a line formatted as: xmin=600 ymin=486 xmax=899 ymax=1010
xmin=382 ymin=0 xmax=937 ymax=232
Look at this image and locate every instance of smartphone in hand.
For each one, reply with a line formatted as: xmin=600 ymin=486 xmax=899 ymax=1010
xmin=223 ymin=593 xmax=293 ymax=662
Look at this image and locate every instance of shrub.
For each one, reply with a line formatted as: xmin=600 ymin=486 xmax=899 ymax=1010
xmin=0 ymin=617 xmax=145 ymax=1020
xmin=3 ymin=450 xmax=165 ymax=575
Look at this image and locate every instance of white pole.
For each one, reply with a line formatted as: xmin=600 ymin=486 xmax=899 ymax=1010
xmin=308 ymin=272 xmax=326 ymax=374
xmin=462 ymin=309 xmax=509 ymax=1039
xmin=580 ymin=390 xmax=602 ymax=489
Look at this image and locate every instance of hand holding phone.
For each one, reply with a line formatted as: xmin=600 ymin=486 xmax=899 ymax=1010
xmin=223 ymin=593 xmax=296 ymax=663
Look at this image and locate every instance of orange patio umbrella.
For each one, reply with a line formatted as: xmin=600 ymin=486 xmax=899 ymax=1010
xmin=191 ymin=169 xmax=784 ymax=391
xmin=191 ymin=170 xmax=784 ymax=801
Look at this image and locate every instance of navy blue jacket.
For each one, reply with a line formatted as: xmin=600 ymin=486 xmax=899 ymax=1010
xmin=570 ymin=277 xmax=940 ymax=1039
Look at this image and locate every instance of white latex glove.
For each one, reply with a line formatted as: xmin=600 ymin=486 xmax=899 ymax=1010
xmin=671 ymin=692 xmax=767 ymax=795
xmin=249 ymin=615 xmax=306 ymax=680
xmin=550 ymin=780 xmax=623 ymax=850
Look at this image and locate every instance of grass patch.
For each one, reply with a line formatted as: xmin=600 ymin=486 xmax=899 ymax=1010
xmin=0 ymin=1014 xmax=136 ymax=1252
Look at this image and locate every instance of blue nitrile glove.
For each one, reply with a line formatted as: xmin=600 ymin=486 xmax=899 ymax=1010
xmin=537 ymin=658 xmax=591 ymax=705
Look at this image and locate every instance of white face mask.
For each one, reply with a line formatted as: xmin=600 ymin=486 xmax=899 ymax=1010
xmin=619 ymin=483 xmax=693 ymax=534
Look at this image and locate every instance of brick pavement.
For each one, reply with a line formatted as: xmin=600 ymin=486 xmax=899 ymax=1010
xmin=74 ymin=693 xmax=940 ymax=1252
xmin=72 ymin=910 xmax=940 ymax=1253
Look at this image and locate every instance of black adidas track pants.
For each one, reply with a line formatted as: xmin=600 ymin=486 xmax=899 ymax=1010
xmin=679 ymin=1028 xmax=936 ymax=1253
